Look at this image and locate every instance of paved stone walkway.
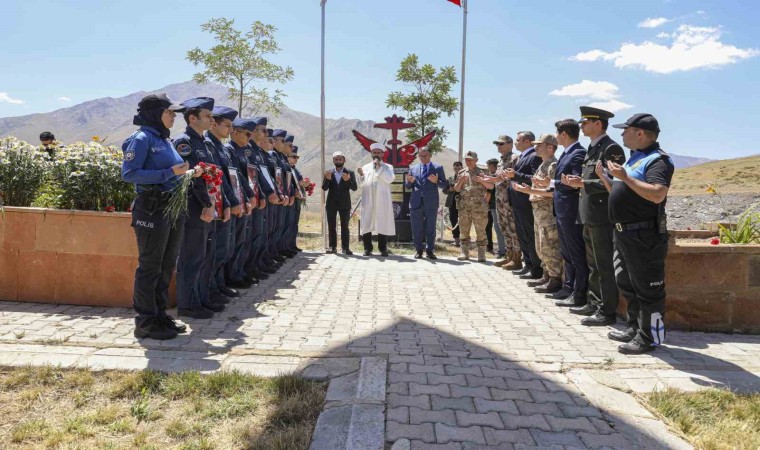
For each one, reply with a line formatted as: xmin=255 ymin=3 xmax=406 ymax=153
xmin=1 ymin=251 xmax=759 ymax=449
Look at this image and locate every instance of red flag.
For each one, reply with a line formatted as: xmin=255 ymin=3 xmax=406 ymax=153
xmin=448 ymin=0 xmax=462 ymax=5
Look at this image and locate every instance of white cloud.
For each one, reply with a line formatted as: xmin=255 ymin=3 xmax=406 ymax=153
xmin=638 ymin=17 xmax=671 ymax=28
xmin=0 ymin=92 xmax=24 ymax=105
xmin=549 ymin=80 xmax=621 ymax=101
xmin=571 ymin=25 xmax=759 ymax=74
xmin=57 ymin=96 xmax=71 ymax=102
xmin=587 ymin=100 xmax=634 ymax=113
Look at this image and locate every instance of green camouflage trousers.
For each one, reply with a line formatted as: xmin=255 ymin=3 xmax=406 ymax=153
xmin=533 ymin=203 xmax=563 ymax=278
xmin=458 ymin=201 xmax=489 ymax=248
xmin=496 ymin=188 xmax=519 ymax=254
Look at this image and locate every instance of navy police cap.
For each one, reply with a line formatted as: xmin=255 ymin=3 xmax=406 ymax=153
xmin=266 ymin=128 xmax=273 ymax=137
xmin=612 ymin=113 xmax=660 ymax=133
xmin=285 ymin=134 xmax=295 ymax=144
xmin=180 ymin=97 xmax=214 ymax=111
xmin=232 ymin=118 xmax=256 ymax=131
xmin=290 ymin=146 xmax=299 ymax=155
xmin=139 ymin=93 xmax=185 ymax=112
xmin=212 ymin=106 xmax=238 ymax=121
xmin=272 ymin=129 xmax=288 ymax=139
xmin=252 ymin=116 xmax=268 ymax=127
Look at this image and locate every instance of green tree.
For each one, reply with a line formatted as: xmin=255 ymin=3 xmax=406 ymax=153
xmin=386 ymin=54 xmax=459 ymax=153
xmin=187 ymin=18 xmax=294 ymax=116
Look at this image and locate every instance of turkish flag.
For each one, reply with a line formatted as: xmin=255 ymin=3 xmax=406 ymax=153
xmin=448 ymin=0 xmax=462 ymax=5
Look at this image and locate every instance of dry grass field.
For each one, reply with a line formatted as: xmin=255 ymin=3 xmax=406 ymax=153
xmin=670 ymin=155 xmax=760 ymax=195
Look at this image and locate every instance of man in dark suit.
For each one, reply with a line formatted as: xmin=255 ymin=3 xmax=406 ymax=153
xmin=503 ymin=131 xmax=543 ymax=279
xmin=563 ymin=107 xmax=626 ymax=325
xmin=322 ymin=151 xmax=358 ymax=254
xmin=550 ymin=119 xmax=588 ymax=307
xmin=406 ymin=147 xmax=448 ymax=259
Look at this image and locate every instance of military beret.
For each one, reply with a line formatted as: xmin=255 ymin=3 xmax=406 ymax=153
xmin=579 ymin=106 xmax=614 ymax=123
xmin=139 ymin=93 xmax=185 ymax=112
xmin=180 ymin=97 xmax=214 ymax=111
xmin=285 ymin=134 xmax=295 ymax=144
xmin=252 ymin=116 xmax=268 ymax=126
xmin=613 ymin=113 xmax=660 ymax=133
xmin=211 ymin=106 xmax=238 ymax=121
xmin=39 ymin=131 xmax=56 ymax=141
xmin=232 ymin=118 xmax=256 ymax=131
xmin=272 ymin=129 xmax=288 ymax=138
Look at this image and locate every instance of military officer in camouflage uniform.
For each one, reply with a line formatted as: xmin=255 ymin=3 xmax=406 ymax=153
xmin=453 ymin=151 xmax=494 ymax=262
xmin=513 ymin=134 xmax=563 ymax=293
xmin=485 ymin=135 xmax=520 ymax=269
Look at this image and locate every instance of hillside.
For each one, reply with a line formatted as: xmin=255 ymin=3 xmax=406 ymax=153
xmin=670 ymin=154 xmax=760 ymax=195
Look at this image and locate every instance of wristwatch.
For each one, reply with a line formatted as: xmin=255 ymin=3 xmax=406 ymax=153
xmin=204 ymin=202 xmax=213 ymax=208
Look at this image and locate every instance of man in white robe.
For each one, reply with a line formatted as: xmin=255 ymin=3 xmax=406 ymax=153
xmin=357 ymin=143 xmax=396 ymax=256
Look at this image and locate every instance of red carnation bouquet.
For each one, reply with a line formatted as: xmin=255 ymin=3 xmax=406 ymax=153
xmin=303 ymin=177 xmax=316 ymax=196
xmin=165 ymin=162 xmax=223 ymax=224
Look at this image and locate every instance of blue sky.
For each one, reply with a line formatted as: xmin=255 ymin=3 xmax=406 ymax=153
xmin=2 ymin=0 xmax=759 ymax=162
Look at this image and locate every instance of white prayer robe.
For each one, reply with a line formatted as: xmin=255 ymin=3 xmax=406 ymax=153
xmin=359 ymin=161 xmax=396 ymax=236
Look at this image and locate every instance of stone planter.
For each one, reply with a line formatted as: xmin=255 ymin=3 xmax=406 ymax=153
xmin=0 ymin=206 xmax=163 ymax=308
xmin=616 ymin=231 xmax=760 ymax=334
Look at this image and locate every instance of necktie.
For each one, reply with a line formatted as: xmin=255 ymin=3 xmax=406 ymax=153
xmin=421 ymin=164 xmax=428 ymax=180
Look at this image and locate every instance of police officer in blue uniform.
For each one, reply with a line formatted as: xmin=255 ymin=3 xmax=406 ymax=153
xmin=287 ymin=145 xmax=305 ymax=254
xmin=121 ymin=93 xmax=197 ymax=340
xmin=282 ymin=134 xmax=301 ymax=257
xmin=265 ymin=129 xmax=287 ymax=265
xmin=245 ymin=118 xmax=279 ymax=278
xmin=226 ymin=118 xmax=259 ymax=287
xmin=550 ymin=119 xmax=589 ymax=307
xmin=206 ymin=106 xmax=246 ymax=299
xmin=598 ymin=113 xmax=674 ymax=354
xmin=272 ymin=129 xmax=296 ymax=259
xmin=174 ymin=97 xmax=226 ymax=319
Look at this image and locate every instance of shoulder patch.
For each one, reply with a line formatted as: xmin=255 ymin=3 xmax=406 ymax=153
xmin=123 ymin=150 xmax=136 ymax=162
xmin=176 ymin=143 xmax=191 ymax=157
xmin=245 ymin=149 xmax=252 ymax=157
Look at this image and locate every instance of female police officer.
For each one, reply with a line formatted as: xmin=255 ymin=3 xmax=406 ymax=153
xmin=121 ymin=93 xmax=202 ymax=340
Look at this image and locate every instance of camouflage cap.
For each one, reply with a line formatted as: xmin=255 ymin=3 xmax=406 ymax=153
xmin=464 ymin=151 xmax=478 ymax=159
xmin=492 ymin=135 xmax=513 ymax=145
xmin=531 ymin=134 xmax=558 ymax=146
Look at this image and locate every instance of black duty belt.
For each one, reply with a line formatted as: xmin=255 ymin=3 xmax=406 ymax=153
xmin=615 ymin=220 xmax=656 ymax=232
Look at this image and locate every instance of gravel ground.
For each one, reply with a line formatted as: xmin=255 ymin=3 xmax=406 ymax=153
xmin=666 ymin=192 xmax=760 ymax=230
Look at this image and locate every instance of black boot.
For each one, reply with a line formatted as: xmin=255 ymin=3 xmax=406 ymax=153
xmin=548 ymin=288 xmax=573 ymax=299
xmin=134 ymin=318 xmax=178 ymax=340
xmin=618 ymin=340 xmax=656 ymax=355
xmin=569 ymin=304 xmax=597 ymax=316
xmin=608 ymin=327 xmax=637 ymax=343
xmin=160 ymin=315 xmax=187 ymax=333
xmin=581 ymin=312 xmax=617 ymax=326
xmin=535 ymin=278 xmax=562 ymax=294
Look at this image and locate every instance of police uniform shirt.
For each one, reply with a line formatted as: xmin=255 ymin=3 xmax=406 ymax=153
xmin=248 ymin=143 xmax=276 ymax=197
xmin=227 ymin=141 xmax=255 ymax=201
xmin=173 ymin=127 xmax=215 ymax=209
xmin=122 ymin=126 xmax=183 ymax=192
xmin=609 ymin=142 xmax=674 ymax=224
xmin=205 ymin=131 xmax=239 ymax=208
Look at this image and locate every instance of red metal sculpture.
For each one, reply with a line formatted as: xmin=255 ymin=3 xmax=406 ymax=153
xmin=352 ymin=114 xmax=437 ymax=168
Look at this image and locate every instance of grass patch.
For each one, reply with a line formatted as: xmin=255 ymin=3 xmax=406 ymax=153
xmin=646 ymin=387 xmax=760 ymax=450
xmin=0 ymin=366 xmax=327 ymax=449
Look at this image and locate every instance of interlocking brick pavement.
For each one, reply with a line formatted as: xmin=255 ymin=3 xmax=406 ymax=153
xmin=2 ymin=251 xmax=759 ymax=448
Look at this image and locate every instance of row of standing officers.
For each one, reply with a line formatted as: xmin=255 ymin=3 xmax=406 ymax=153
xmin=121 ymin=93 xmax=306 ymax=340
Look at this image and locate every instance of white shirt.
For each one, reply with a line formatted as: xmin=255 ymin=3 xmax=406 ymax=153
xmin=333 ymin=167 xmax=344 ymax=184
xmin=550 ymin=141 xmax=579 ymax=189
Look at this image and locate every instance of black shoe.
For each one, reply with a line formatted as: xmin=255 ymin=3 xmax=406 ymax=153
xmin=381 ymin=251 xmax=389 ymax=257
xmin=519 ymin=272 xmax=542 ymax=280
xmin=527 ymin=277 xmax=549 ymax=288
xmin=363 ymin=250 xmax=373 ymax=256
xmin=219 ymin=286 xmax=240 ymax=298
xmin=414 ymin=252 xmax=423 ymax=259
xmin=581 ymin=312 xmax=617 ymax=326
xmin=326 ymin=248 xmax=336 ymax=254
xmin=178 ymin=307 xmax=214 ymax=319
xmin=570 ymin=304 xmax=597 ymax=316
xmin=227 ymin=278 xmax=253 ymax=289
xmin=211 ymin=294 xmax=231 ymax=304
xmin=282 ymin=250 xmax=296 ymax=258
xmin=260 ymin=265 xmax=277 ymax=274
xmin=243 ymin=276 xmax=259 ymax=285
xmin=273 ymin=255 xmax=286 ymax=263
xmin=250 ymin=270 xmax=269 ymax=280
xmin=535 ymin=278 xmax=563 ymax=294
xmin=134 ymin=319 xmax=178 ymax=340
xmin=608 ymin=327 xmax=637 ymax=343
xmin=294 ymin=247 xmax=303 ymax=252
xmin=618 ymin=340 xmax=656 ymax=355
xmin=556 ymin=297 xmax=585 ymax=307
xmin=342 ymin=249 xmax=353 ymax=255
xmin=161 ymin=315 xmax=187 ymax=333
xmin=548 ymin=288 xmax=573 ymax=299
xmin=426 ymin=252 xmax=437 ymax=260
xmin=513 ymin=266 xmax=531 ymax=275
xmin=202 ymin=302 xmax=225 ymax=312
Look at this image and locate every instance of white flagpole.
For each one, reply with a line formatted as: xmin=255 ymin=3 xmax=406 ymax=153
xmin=320 ymin=0 xmax=327 ymax=250
xmin=457 ymin=0 xmax=468 ymax=162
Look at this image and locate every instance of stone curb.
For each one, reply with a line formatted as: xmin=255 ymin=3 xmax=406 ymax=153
xmin=310 ymin=356 xmax=387 ymax=450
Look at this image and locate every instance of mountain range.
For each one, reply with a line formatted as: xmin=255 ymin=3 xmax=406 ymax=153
xmin=0 ymin=80 xmax=712 ymax=187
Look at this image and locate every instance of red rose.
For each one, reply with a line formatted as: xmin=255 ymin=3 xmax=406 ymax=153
xmin=105 ymin=206 xmax=116 ymax=212
xmin=710 ymin=237 xmax=720 ymax=245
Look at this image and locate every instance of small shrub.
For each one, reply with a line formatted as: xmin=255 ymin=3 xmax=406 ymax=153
xmin=719 ymin=208 xmax=760 ymax=244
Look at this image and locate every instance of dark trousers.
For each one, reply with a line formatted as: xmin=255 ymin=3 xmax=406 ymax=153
xmin=132 ymin=214 xmax=184 ymax=328
xmin=327 ymin=207 xmax=351 ymax=250
xmin=226 ymin=214 xmax=250 ymax=282
xmin=410 ymin=204 xmax=437 ymax=252
xmin=557 ymin=216 xmax=588 ymax=300
xmin=449 ymin=205 xmax=460 ymax=239
xmin=245 ymin=208 xmax=267 ymax=272
xmin=485 ymin=210 xmax=494 ymax=251
xmin=513 ymin=205 xmax=541 ymax=270
xmin=584 ymin=224 xmax=619 ymax=316
xmin=176 ymin=224 xmax=209 ymax=310
xmin=211 ymin=218 xmax=232 ymax=292
xmin=200 ymin=221 xmax=216 ymax=306
xmin=277 ymin=205 xmax=294 ymax=253
xmin=614 ymin=229 xmax=668 ymax=346
xmin=290 ymin=200 xmax=302 ymax=250
xmin=362 ymin=233 xmax=388 ymax=253
xmin=267 ymin=204 xmax=280 ymax=259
